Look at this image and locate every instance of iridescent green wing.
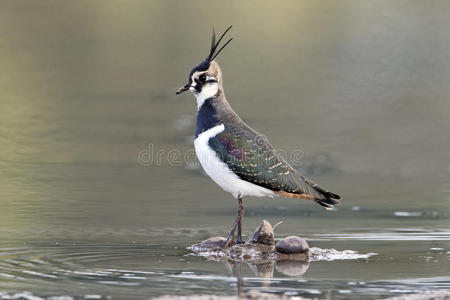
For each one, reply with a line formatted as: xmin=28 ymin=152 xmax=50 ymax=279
xmin=208 ymin=123 xmax=310 ymax=194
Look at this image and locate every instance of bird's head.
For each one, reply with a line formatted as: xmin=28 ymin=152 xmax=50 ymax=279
xmin=176 ymin=26 xmax=233 ymax=106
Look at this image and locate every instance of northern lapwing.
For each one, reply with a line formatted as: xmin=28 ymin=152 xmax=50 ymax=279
xmin=176 ymin=26 xmax=341 ymax=246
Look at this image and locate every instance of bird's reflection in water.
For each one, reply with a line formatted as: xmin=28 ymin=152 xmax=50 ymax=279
xmin=220 ymin=258 xmax=310 ymax=296
xmin=248 ymin=261 xmax=274 ymax=279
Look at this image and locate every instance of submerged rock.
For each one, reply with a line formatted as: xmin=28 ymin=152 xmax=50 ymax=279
xmin=245 ymin=220 xmax=274 ymax=245
xmin=275 ymin=236 xmax=309 ymax=254
xmin=195 ymin=236 xmax=229 ymax=251
xmin=189 ymin=236 xmax=232 ymax=254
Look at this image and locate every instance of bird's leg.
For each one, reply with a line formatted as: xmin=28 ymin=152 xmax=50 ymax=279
xmin=236 ymin=196 xmax=244 ymax=244
xmin=226 ymin=196 xmax=243 ymax=247
xmin=225 ymin=210 xmax=239 ymax=247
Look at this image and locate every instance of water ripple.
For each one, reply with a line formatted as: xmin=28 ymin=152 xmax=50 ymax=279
xmin=311 ymin=228 xmax=450 ymax=241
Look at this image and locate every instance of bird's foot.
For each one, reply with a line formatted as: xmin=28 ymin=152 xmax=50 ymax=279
xmin=236 ymin=237 xmax=244 ymax=244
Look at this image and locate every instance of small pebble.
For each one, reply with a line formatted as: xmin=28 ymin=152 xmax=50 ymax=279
xmin=276 ymin=236 xmax=309 ymax=254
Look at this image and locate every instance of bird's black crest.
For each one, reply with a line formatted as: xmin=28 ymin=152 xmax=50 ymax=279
xmin=189 ymin=26 xmax=233 ymax=78
xmin=207 ymin=25 xmax=233 ymax=61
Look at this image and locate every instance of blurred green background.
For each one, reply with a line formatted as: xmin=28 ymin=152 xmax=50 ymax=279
xmin=0 ymin=1 xmax=449 ymax=299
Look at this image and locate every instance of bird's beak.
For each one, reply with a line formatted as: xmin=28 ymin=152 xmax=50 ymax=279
xmin=176 ymin=83 xmax=190 ymax=95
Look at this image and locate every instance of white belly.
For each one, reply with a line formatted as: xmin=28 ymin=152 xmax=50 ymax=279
xmin=194 ymin=124 xmax=275 ymax=199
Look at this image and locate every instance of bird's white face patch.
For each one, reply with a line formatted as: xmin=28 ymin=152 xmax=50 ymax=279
xmin=195 ymin=84 xmax=218 ymax=108
xmin=189 ymin=72 xmax=218 ymax=109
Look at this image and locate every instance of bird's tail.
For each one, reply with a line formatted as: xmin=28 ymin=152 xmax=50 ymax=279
xmin=312 ymin=184 xmax=341 ymax=210
xmin=314 ymin=195 xmax=341 ymax=209
xmin=275 ymin=172 xmax=342 ymax=209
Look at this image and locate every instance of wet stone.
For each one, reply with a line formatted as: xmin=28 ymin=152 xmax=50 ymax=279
xmin=245 ymin=220 xmax=274 ymax=245
xmin=276 ymin=236 xmax=309 ymax=254
xmin=196 ymin=236 xmax=228 ymax=251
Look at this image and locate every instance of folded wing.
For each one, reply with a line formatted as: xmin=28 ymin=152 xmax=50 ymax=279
xmin=208 ymin=123 xmax=341 ymax=208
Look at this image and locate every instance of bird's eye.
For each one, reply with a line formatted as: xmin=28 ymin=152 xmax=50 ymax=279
xmin=199 ymin=74 xmax=207 ymax=82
